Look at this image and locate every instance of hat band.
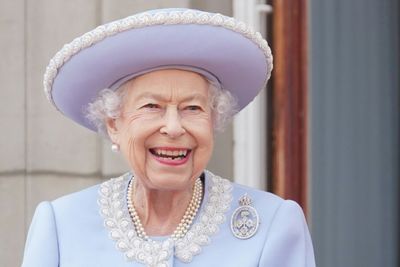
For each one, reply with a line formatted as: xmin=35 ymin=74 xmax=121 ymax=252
xmin=109 ymin=65 xmax=222 ymax=90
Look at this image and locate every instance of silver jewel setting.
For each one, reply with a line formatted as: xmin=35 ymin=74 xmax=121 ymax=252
xmin=230 ymin=194 xmax=260 ymax=239
xmin=43 ymin=9 xmax=273 ymax=109
xmin=98 ymin=170 xmax=233 ymax=267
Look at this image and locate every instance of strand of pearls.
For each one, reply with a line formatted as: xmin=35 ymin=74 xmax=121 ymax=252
xmin=127 ymin=177 xmax=203 ymax=241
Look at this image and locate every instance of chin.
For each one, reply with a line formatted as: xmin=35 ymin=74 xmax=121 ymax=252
xmin=142 ymin=153 xmax=205 ymax=191
xmin=143 ymin=171 xmax=196 ymax=192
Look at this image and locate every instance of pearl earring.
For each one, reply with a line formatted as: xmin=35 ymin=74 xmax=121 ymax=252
xmin=111 ymin=143 xmax=120 ymax=152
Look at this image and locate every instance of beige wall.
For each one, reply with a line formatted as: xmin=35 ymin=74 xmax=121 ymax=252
xmin=0 ymin=0 xmax=232 ymax=265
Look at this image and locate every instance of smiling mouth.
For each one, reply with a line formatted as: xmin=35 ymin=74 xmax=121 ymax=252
xmin=149 ymin=148 xmax=192 ymax=161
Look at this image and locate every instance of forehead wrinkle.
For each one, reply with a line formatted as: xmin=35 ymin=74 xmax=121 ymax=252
xmin=169 ymin=78 xmax=209 ymax=103
xmin=180 ymin=93 xmax=208 ymax=104
xmin=124 ymin=72 xmax=211 ymax=104
xmin=132 ymin=91 xmax=168 ymax=102
xmin=130 ymin=88 xmax=208 ymax=104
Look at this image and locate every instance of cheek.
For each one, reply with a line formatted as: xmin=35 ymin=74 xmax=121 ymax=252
xmin=118 ymin=116 xmax=159 ymax=170
xmin=119 ymin=112 xmax=161 ymax=140
xmin=189 ymin=114 xmax=214 ymax=138
xmin=119 ymin=134 xmax=143 ymax=172
xmin=184 ymin=116 xmax=214 ymax=156
xmin=192 ymin=130 xmax=214 ymax=176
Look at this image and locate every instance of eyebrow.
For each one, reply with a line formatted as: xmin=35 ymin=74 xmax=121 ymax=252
xmin=134 ymin=92 xmax=208 ymax=103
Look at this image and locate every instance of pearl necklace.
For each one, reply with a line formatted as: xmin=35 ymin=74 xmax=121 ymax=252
xmin=127 ymin=177 xmax=203 ymax=241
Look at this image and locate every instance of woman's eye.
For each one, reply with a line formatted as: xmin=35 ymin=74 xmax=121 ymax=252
xmin=142 ymin=103 xmax=160 ymax=109
xmin=185 ymin=105 xmax=201 ymax=111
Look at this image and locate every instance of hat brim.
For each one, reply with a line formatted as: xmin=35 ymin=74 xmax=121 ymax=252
xmin=47 ymin=10 xmax=272 ymax=131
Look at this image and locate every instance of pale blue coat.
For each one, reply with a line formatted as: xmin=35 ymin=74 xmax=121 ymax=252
xmin=21 ymin=171 xmax=315 ymax=267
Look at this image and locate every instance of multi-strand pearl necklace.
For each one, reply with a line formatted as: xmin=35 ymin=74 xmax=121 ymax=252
xmin=127 ymin=177 xmax=203 ymax=241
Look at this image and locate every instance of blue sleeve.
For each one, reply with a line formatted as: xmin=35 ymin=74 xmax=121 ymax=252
xmin=21 ymin=201 xmax=59 ymax=267
xmin=258 ymin=200 xmax=316 ymax=267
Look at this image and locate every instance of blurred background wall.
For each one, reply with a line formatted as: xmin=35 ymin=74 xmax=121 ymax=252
xmin=309 ymin=0 xmax=399 ymax=266
xmin=0 ymin=0 xmax=398 ymax=266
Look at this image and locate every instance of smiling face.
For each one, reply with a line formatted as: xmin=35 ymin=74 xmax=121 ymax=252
xmin=107 ymin=69 xmax=214 ymax=191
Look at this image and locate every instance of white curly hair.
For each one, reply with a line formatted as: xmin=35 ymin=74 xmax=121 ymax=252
xmin=85 ymin=77 xmax=238 ymax=137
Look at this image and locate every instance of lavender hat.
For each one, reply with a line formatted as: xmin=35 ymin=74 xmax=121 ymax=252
xmin=43 ymin=8 xmax=273 ymax=131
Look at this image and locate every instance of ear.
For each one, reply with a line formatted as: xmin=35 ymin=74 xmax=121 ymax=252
xmin=105 ymin=117 xmax=120 ymax=143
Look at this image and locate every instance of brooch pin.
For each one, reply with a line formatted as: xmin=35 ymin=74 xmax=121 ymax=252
xmin=230 ymin=194 xmax=260 ymax=239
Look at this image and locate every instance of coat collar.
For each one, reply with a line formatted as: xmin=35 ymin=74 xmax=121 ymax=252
xmin=98 ymin=170 xmax=233 ymax=266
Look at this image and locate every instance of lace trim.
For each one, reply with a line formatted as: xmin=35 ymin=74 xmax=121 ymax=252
xmin=44 ymin=9 xmax=273 ymax=107
xmin=98 ymin=171 xmax=233 ymax=267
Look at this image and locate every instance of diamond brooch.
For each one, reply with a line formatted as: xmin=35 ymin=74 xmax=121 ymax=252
xmin=230 ymin=194 xmax=260 ymax=239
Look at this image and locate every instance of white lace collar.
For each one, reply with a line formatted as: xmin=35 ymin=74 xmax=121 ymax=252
xmin=98 ymin=170 xmax=233 ymax=267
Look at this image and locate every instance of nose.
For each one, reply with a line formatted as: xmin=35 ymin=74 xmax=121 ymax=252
xmin=159 ymin=107 xmax=186 ymax=138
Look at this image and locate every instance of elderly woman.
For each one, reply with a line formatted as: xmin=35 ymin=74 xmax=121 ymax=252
xmin=22 ymin=8 xmax=315 ymax=267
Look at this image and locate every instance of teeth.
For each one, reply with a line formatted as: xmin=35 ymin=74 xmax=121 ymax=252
xmin=153 ymin=149 xmax=188 ymax=158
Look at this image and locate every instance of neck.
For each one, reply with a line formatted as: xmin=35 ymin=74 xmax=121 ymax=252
xmin=132 ymin=180 xmax=194 ymax=236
